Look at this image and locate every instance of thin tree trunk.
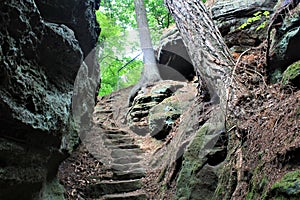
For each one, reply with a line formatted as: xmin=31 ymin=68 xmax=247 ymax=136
xmin=134 ymin=0 xmax=161 ymax=83
xmin=128 ymin=0 xmax=161 ymax=104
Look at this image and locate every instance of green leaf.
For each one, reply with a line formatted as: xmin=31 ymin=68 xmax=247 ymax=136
xmin=253 ymin=11 xmax=262 ymax=16
xmin=263 ymin=10 xmax=270 ymax=17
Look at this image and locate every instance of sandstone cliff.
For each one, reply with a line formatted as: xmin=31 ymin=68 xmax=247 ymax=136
xmin=0 ymin=0 xmax=100 ymax=199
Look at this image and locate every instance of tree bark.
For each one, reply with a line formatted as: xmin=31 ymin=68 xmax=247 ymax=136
xmin=163 ymin=2 xmax=236 ymax=198
xmin=128 ymin=0 xmax=162 ymax=105
xmin=134 ymin=0 xmax=161 ymax=83
xmin=164 ymin=0 xmax=235 ymax=109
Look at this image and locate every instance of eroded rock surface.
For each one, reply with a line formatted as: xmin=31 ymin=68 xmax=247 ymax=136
xmin=157 ymin=29 xmax=195 ymax=81
xmin=268 ymin=1 xmax=300 ymax=81
xmin=0 ymin=0 xmax=99 ymax=199
xmin=211 ymin=0 xmax=277 ymax=51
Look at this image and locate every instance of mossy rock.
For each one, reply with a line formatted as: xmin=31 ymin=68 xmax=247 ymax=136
xmin=151 ymin=82 xmax=185 ymax=95
xmin=40 ymin=178 xmax=66 ymax=200
xmin=175 ymin=123 xmax=224 ymax=200
xmin=149 ymin=100 xmax=181 ymax=139
xmin=270 ymin=170 xmax=300 ymax=199
xmin=282 ymin=61 xmax=300 ymax=87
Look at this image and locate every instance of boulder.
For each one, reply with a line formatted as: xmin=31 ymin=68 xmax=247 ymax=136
xmin=156 ymin=28 xmax=195 ymax=81
xmin=268 ymin=2 xmax=300 ymax=79
xmin=35 ymin=0 xmax=100 ymax=57
xmin=175 ymin=123 xmax=227 ymax=200
xmin=282 ymin=60 xmax=300 ymax=87
xmin=0 ymin=0 xmax=99 ymax=199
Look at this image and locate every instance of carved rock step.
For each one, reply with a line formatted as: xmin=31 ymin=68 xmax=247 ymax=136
xmin=103 ymin=99 xmax=114 ymax=103
xmin=106 ymin=144 xmax=140 ymax=149
xmin=102 ymin=192 xmax=147 ymax=200
xmin=111 ymin=149 xmax=143 ymax=158
xmin=104 ymin=138 xmax=134 ymax=145
xmin=110 ymin=168 xmax=146 ymax=180
xmin=105 ymin=134 xmax=131 ymax=140
xmin=105 ymin=130 xmax=128 ymax=135
xmin=113 ymin=157 xmax=142 ymax=164
xmin=87 ymin=179 xmax=142 ymax=196
xmin=94 ymin=109 xmax=114 ymax=114
xmin=111 ymin=163 xmax=143 ymax=172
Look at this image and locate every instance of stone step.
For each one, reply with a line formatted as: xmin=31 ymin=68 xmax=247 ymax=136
xmin=94 ymin=109 xmax=113 ymax=114
xmin=107 ymin=144 xmax=140 ymax=149
xmin=113 ymin=157 xmax=142 ymax=164
xmin=105 ymin=134 xmax=131 ymax=140
xmin=104 ymin=99 xmax=114 ymax=103
xmin=111 ymin=168 xmax=146 ymax=180
xmin=87 ymin=179 xmax=142 ymax=196
xmin=104 ymin=138 xmax=134 ymax=145
xmin=111 ymin=149 xmax=143 ymax=158
xmin=102 ymin=192 xmax=147 ymax=200
xmin=105 ymin=130 xmax=128 ymax=135
xmin=111 ymin=163 xmax=143 ymax=172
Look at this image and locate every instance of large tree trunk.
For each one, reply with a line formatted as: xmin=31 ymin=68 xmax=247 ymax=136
xmin=163 ymin=1 xmax=236 ymax=198
xmin=164 ymin=0 xmax=235 ymax=109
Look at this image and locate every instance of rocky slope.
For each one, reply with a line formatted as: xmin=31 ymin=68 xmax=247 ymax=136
xmin=59 ymin=1 xmax=299 ymax=200
xmin=1 ymin=0 xmax=300 ymax=199
xmin=0 ymin=0 xmax=99 ymax=199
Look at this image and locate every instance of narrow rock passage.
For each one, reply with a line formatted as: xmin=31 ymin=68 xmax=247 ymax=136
xmin=59 ymin=81 xmax=197 ymax=199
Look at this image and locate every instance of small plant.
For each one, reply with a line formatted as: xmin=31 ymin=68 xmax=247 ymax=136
xmin=238 ymin=11 xmax=270 ymax=31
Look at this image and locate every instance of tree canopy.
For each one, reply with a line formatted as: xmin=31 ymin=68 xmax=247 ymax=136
xmin=96 ymin=0 xmax=174 ymax=96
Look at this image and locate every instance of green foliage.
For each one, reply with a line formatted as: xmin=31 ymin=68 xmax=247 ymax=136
xmin=99 ymin=0 xmax=173 ymax=30
xmin=99 ymin=56 xmax=143 ymax=96
xmin=100 ymin=0 xmax=137 ymax=28
xmin=96 ymin=9 xmax=143 ymax=96
xmin=238 ymin=11 xmax=270 ymax=31
xmin=96 ymin=0 xmax=176 ymax=96
xmin=96 ymin=11 xmax=122 ymax=42
xmin=145 ymin=0 xmax=173 ymax=29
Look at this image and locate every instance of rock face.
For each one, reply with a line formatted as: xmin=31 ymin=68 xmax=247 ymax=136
xmin=0 ymin=0 xmax=99 ymax=199
xmin=211 ymin=0 xmax=300 ymax=79
xmin=157 ymin=28 xmax=195 ymax=81
xmin=282 ymin=61 xmax=300 ymax=87
xmin=35 ymin=0 xmax=100 ymax=57
xmin=127 ymin=81 xmax=188 ymax=137
xmin=268 ymin=1 xmax=300 ymax=81
xmin=211 ymin=0 xmax=278 ymax=51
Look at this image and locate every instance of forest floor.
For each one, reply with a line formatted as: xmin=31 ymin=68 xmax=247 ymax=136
xmin=58 ymin=46 xmax=299 ymax=199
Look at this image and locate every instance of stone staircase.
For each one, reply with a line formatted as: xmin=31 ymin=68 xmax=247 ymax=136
xmin=83 ymin=90 xmax=148 ymax=200
xmin=80 ymin=82 xmax=194 ymax=199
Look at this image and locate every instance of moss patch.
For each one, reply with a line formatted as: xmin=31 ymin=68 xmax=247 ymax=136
xmin=282 ymin=61 xmax=300 ymax=87
xmin=270 ymin=170 xmax=300 ymax=199
xmin=175 ymin=123 xmax=224 ymax=200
